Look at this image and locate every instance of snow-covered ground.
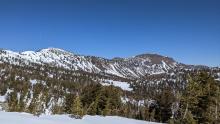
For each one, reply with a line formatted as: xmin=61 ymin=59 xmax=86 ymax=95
xmin=216 ymin=73 xmax=220 ymax=81
xmin=0 ymin=95 xmax=5 ymax=102
xmin=0 ymin=111 xmax=159 ymax=124
xmin=0 ymin=89 xmax=14 ymax=103
xmin=101 ymin=79 xmax=133 ymax=91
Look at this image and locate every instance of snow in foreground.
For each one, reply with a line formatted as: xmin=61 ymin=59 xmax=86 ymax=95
xmin=0 ymin=111 xmax=159 ymax=124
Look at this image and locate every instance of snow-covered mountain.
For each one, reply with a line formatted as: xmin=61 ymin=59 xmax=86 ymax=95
xmin=0 ymin=48 xmax=202 ymax=78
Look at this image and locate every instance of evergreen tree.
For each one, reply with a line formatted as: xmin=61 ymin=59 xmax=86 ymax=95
xmin=70 ymin=94 xmax=83 ymax=119
xmin=178 ymin=72 xmax=220 ymax=123
xmin=51 ymin=103 xmax=63 ymax=114
xmin=181 ymin=111 xmax=197 ymax=124
xmin=143 ymin=106 xmax=150 ymax=121
xmin=103 ymin=98 xmax=111 ymax=116
xmin=64 ymin=94 xmax=74 ymax=114
xmin=87 ymin=93 xmax=101 ymax=115
xmin=149 ymin=108 xmax=156 ymax=122
xmin=155 ymin=87 xmax=174 ymax=123
xmin=6 ymin=92 xmax=19 ymax=112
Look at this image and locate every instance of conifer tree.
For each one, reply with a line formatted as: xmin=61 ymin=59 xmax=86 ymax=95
xmin=103 ymin=98 xmax=111 ymax=116
xmin=87 ymin=93 xmax=100 ymax=115
xmin=70 ymin=94 xmax=83 ymax=119
xmin=149 ymin=108 xmax=156 ymax=122
xmin=178 ymin=72 xmax=220 ymax=123
xmin=155 ymin=87 xmax=174 ymax=123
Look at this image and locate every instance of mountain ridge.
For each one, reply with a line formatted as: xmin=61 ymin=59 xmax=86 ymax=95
xmin=0 ymin=47 xmax=210 ymax=78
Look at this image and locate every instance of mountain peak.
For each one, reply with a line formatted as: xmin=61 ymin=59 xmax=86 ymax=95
xmin=135 ymin=53 xmax=167 ymax=58
xmin=40 ymin=47 xmax=66 ymax=52
xmin=39 ymin=47 xmax=74 ymax=56
xmin=135 ymin=53 xmax=176 ymax=65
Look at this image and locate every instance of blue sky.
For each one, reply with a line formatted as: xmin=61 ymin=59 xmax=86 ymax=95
xmin=0 ymin=0 xmax=219 ymax=66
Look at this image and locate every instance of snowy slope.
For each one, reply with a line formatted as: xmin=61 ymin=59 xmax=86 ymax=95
xmin=101 ymin=79 xmax=133 ymax=91
xmin=0 ymin=96 xmax=5 ymax=102
xmin=0 ymin=48 xmax=184 ymax=78
xmin=0 ymin=48 xmax=101 ymax=72
xmin=0 ymin=111 xmax=159 ymax=124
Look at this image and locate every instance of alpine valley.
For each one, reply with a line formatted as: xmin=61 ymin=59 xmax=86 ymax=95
xmin=0 ymin=48 xmax=219 ymax=123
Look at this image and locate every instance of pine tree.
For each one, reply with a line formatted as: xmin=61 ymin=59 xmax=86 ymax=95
xmin=87 ymin=93 xmax=100 ymax=115
xmin=178 ymin=72 xmax=220 ymax=123
xmin=155 ymin=87 xmax=174 ymax=123
xmin=103 ymin=98 xmax=111 ymax=116
xmin=6 ymin=92 xmax=18 ymax=112
xmin=28 ymin=98 xmax=43 ymax=116
xmin=143 ymin=106 xmax=150 ymax=121
xmin=51 ymin=103 xmax=63 ymax=114
xmin=64 ymin=94 xmax=74 ymax=114
xmin=181 ymin=75 xmax=199 ymax=121
xmin=215 ymin=85 xmax=220 ymax=123
xmin=181 ymin=111 xmax=197 ymax=124
xmin=149 ymin=108 xmax=156 ymax=122
xmin=70 ymin=94 xmax=83 ymax=119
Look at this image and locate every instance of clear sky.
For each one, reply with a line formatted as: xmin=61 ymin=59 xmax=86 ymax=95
xmin=0 ymin=0 xmax=219 ymax=66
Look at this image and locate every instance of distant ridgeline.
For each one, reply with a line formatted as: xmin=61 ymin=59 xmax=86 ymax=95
xmin=0 ymin=48 xmax=220 ymax=123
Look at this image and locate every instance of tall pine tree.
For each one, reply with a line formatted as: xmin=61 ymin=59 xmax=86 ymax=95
xmin=70 ymin=94 xmax=84 ymax=119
